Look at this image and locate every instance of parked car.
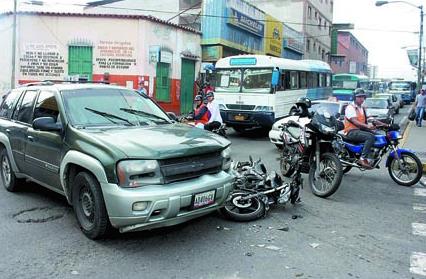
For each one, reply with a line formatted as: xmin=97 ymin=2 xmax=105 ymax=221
xmin=363 ymin=97 xmax=394 ymax=124
xmin=0 ymin=82 xmax=233 ymax=239
xmin=374 ymin=93 xmax=400 ymax=114
xmin=269 ymin=100 xmax=348 ymax=148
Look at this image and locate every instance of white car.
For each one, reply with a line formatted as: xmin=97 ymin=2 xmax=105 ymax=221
xmin=269 ymin=100 xmax=348 ymax=148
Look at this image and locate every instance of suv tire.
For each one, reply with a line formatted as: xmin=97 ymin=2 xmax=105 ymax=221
xmin=0 ymin=149 xmax=23 ymax=192
xmin=72 ymin=171 xmax=109 ymax=239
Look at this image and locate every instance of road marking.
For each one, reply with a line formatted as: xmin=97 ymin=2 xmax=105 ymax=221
xmin=412 ymin=223 xmax=426 ymax=236
xmin=415 ymin=188 xmax=426 ymax=197
xmin=410 ymin=252 xmax=426 ymax=276
xmin=413 ymin=203 xmax=426 ymax=212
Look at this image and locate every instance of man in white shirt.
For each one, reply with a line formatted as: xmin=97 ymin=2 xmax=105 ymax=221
xmin=205 ymin=91 xmax=223 ymax=131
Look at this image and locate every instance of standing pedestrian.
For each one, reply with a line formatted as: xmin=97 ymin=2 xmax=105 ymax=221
xmin=413 ymin=89 xmax=426 ymax=127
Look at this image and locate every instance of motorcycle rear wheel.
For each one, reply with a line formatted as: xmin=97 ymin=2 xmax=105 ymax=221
xmin=220 ymin=191 xmax=265 ymax=222
xmin=309 ymin=153 xmax=343 ymax=198
xmin=388 ymin=152 xmax=422 ymax=187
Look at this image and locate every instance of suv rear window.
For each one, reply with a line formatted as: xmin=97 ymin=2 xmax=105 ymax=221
xmin=0 ymin=90 xmax=21 ymax=119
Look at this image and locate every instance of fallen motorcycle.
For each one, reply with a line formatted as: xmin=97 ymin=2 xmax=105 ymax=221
xmin=220 ymin=156 xmax=301 ymax=222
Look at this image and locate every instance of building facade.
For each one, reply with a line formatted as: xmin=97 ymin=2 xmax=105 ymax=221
xmin=331 ymin=31 xmax=368 ymax=75
xmin=246 ymin=0 xmax=333 ymax=61
xmin=0 ymin=11 xmax=201 ymax=114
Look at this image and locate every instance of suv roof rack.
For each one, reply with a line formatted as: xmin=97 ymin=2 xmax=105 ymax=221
xmin=23 ymin=80 xmax=110 ymax=87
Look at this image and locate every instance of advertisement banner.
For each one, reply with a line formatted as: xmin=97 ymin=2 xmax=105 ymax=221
xmin=283 ymin=24 xmax=304 ymax=54
xmin=407 ymin=49 xmax=419 ymax=68
xmin=264 ymin=15 xmax=282 ymax=57
xmin=227 ymin=8 xmax=264 ymax=37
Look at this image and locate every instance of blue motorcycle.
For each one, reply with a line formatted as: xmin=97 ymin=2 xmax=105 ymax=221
xmin=334 ymin=124 xmax=423 ymax=187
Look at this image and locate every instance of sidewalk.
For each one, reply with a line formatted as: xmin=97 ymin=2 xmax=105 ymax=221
xmin=402 ymin=121 xmax=426 ymax=173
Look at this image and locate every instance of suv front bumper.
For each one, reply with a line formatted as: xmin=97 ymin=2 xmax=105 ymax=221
xmin=101 ymin=171 xmax=233 ymax=233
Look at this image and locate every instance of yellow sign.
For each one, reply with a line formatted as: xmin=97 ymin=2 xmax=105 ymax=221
xmin=264 ymin=15 xmax=283 ymax=57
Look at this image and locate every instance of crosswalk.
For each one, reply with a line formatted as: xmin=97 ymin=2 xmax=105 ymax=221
xmin=411 ymin=185 xmax=426 ymax=277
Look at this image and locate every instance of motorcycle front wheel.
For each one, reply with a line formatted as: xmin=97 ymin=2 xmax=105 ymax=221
xmin=280 ymin=144 xmax=297 ymax=177
xmin=220 ymin=191 xmax=266 ymax=222
xmin=388 ymin=152 xmax=422 ymax=187
xmin=309 ymin=153 xmax=343 ymax=198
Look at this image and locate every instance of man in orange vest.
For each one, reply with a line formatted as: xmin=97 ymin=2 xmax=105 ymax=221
xmin=344 ymin=88 xmax=386 ymax=169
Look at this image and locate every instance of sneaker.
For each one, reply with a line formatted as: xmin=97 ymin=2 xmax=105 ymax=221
xmin=358 ymin=158 xmax=373 ymax=169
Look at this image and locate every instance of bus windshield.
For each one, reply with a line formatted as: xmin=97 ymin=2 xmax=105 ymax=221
xmin=389 ymin=82 xmax=410 ymax=91
xmin=214 ymin=68 xmax=272 ymax=93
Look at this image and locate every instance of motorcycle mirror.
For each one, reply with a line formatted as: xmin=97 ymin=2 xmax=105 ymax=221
xmin=249 ymin=155 xmax=253 ymax=163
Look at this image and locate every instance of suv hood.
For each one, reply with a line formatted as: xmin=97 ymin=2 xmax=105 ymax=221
xmin=78 ymin=123 xmax=230 ymax=159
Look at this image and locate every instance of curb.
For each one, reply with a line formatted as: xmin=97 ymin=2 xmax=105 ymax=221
xmin=400 ymin=118 xmax=426 ymax=173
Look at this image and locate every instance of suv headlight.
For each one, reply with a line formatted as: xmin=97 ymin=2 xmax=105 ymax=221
xmin=221 ymin=146 xmax=232 ymax=170
xmin=116 ymin=160 xmax=162 ymax=187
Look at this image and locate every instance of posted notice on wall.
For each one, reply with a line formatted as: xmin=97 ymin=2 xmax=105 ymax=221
xmin=19 ymin=44 xmax=65 ymax=78
xmin=95 ymin=40 xmax=137 ymax=73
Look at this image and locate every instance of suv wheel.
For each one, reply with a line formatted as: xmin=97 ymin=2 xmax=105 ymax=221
xmin=72 ymin=172 xmax=109 ymax=239
xmin=0 ymin=149 xmax=23 ymax=192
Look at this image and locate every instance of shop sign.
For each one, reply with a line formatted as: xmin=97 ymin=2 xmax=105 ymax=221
xmin=283 ymin=24 xmax=304 ymax=54
xmin=160 ymin=50 xmax=173 ymax=64
xmin=264 ymin=15 xmax=282 ymax=57
xmin=149 ymin=46 xmax=160 ymax=64
xmin=202 ymin=46 xmax=223 ymax=61
xmin=227 ymin=8 xmax=264 ymax=37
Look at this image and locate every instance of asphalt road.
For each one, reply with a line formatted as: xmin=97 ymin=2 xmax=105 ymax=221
xmin=1 ymin=107 xmax=424 ymax=279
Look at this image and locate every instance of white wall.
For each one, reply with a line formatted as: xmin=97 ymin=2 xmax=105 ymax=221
xmin=0 ymin=14 xmax=13 ymax=92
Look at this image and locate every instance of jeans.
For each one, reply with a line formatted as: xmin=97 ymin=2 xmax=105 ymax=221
xmin=346 ymin=129 xmax=376 ymax=158
xmin=416 ymin=107 xmax=425 ymax=126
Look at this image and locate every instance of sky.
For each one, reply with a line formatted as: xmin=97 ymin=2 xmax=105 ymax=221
xmin=0 ymin=0 xmax=423 ymax=80
xmin=333 ymin=0 xmax=422 ymax=80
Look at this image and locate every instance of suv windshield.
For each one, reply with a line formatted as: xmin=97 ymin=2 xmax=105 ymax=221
xmin=62 ymin=88 xmax=170 ymax=127
xmin=214 ymin=68 xmax=272 ymax=93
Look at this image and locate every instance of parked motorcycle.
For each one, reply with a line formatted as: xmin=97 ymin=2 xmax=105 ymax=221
xmin=279 ymin=110 xmax=344 ymax=198
xmin=220 ymin=156 xmax=301 ymax=222
xmin=334 ymin=122 xmax=423 ymax=186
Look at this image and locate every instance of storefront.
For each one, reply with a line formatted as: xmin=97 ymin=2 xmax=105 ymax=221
xmin=282 ymin=24 xmax=305 ymax=60
xmin=1 ymin=11 xmax=201 ymax=114
xmin=201 ymin=0 xmax=265 ymax=62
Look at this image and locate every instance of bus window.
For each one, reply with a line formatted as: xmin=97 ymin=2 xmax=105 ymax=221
xmin=242 ymin=68 xmax=273 ymax=93
xmin=307 ymin=72 xmax=318 ymax=88
xmin=300 ymin=72 xmax=307 ymax=88
xmin=290 ymin=71 xmax=299 ymax=89
xmin=214 ymin=69 xmax=242 ymax=93
xmin=326 ymin=74 xmax=331 ymax=87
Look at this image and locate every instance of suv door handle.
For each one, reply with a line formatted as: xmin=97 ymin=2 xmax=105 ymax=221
xmin=27 ymin=136 xmax=35 ymax=141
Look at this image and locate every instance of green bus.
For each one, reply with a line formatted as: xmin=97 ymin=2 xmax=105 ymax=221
xmin=332 ymin=74 xmax=370 ymax=101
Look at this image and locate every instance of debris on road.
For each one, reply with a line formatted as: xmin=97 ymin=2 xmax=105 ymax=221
xmin=265 ymin=245 xmax=281 ymax=251
xmin=245 ymin=252 xmax=254 ymax=257
xmin=309 ymin=243 xmax=320 ymax=248
xmin=216 ymin=226 xmax=231 ymax=231
xmin=295 ymin=273 xmax=304 ymax=277
xmin=277 ymin=225 xmax=289 ymax=232
xmin=292 ymin=215 xmax=303 ymax=219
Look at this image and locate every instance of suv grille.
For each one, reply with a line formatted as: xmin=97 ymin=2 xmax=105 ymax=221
xmin=226 ymin=104 xmax=255 ymax=110
xmin=159 ymin=152 xmax=223 ymax=184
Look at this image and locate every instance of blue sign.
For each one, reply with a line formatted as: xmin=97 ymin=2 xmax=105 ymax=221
xmin=230 ymin=57 xmax=257 ymax=66
xmin=227 ymin=8 xmax=264 ymax=37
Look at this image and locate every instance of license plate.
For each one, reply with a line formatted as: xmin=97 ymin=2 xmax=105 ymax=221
xmin=234 ymin=115 xmax=245 ymax=121
xmin=192 ymin=190 xmax=216 ymax=209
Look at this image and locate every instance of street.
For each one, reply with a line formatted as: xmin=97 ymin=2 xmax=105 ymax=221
xmin=1 ymin=107 xmax=425 ymax=279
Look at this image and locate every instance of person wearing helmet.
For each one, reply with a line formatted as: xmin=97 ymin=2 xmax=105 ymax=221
xmin=292 ymin=97 xmax=312 ymax=117
xmin=204 ymin=91 xmax=223 ymax=131
xmin=344 ymin=88 xmax=387 ymax=168
xmin=192 ymin=94 xmax=211 ymax=128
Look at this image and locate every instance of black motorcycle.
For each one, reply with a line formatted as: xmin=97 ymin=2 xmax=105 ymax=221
xmin=220 ymin=156 xmax=301 ymax=222
xmin=279 ymin=110 xmax=344 ymax=198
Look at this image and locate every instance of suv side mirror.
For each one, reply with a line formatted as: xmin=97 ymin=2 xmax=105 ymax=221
xmin=33 ymin=117 xmax=62 ymax=132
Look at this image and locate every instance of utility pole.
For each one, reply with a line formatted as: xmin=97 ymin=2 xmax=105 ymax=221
xmin=11 ymin=0 xmax=17 ymax=89
xmin=419 ymin=6 xmax=424 ymax=85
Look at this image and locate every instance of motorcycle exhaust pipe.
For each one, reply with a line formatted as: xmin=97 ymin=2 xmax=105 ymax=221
xmin=340 ymin=160 xmax=360 ymax=168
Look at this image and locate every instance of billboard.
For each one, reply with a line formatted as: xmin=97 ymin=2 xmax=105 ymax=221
xmin=264 ymin=15 xmax=282 ymax=57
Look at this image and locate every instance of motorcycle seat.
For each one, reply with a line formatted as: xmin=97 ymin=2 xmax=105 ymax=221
xmin=340 ymin=134 xmax=364 ymax=144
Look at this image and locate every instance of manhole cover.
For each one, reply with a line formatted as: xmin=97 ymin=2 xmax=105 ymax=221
xmin=13 ymin=206 xmax=70 ymax=223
